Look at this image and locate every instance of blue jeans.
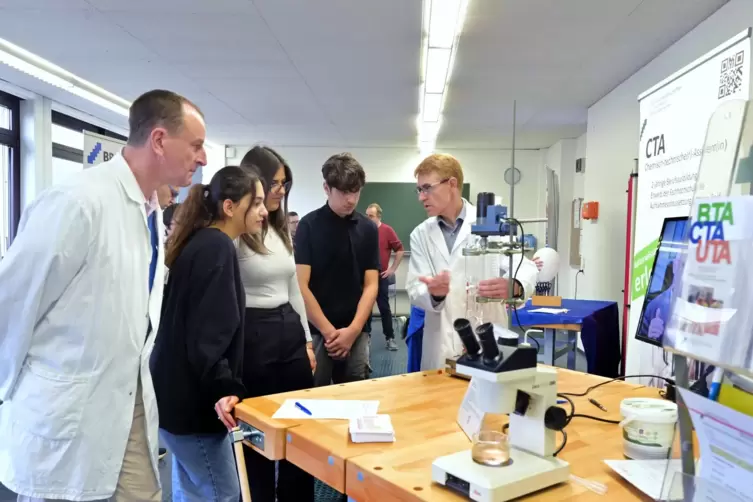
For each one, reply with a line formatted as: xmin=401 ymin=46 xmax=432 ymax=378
xmin=159 ymin=429 xmax=240 ymax=502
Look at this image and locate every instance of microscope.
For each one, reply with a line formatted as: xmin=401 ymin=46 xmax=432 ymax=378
xmin=432 ymin=322 xmax=570 ymax=501
xmin=432 ymin=192 xmax=569 ymax=502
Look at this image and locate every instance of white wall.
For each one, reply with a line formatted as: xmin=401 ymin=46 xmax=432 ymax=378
xmin=543 ymin=138 xmax=579 ymax=297
xmin=228 ymin=145 xmax=547 ymax=288
xmin=574 ymin=134 xmax=586 ymax=200
xmin=228 ymin=146 xmax=545 ymax=221
xmin=202 ymin=142 xmax=228 ymax=183
xmin=582 ymin=0 xmax=753 ymax=374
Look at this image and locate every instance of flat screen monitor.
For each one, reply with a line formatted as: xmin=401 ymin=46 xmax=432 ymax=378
xmin=634 ymin=217 xmax=689 ymax=347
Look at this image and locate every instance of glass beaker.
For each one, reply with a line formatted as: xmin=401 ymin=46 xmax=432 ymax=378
xmin=472 ymin=430 xmax=511 ymax=467
xmin=479 ymin=239 xmax=504 ymax=304
xmin=463 ymin=237 xmax=485 ymax=326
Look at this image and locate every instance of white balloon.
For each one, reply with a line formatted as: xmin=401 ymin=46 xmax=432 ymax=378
xmin=533 ymin=247 xmax=560 ymax=282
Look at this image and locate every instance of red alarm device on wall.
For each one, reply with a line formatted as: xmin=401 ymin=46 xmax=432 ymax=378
xmin=582 ymin=201 xmax=599 ymax=220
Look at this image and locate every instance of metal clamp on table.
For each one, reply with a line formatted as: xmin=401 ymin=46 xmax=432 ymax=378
xmin=234 ymin=420 xmax=265 ymax=451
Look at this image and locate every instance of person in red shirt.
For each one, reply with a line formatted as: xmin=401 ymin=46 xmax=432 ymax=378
xmin=365 ymin=203 xmax=405 ymax=351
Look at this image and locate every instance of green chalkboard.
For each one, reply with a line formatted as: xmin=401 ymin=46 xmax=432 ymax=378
xmin=356 ymin=182 xmax=471 ymax=251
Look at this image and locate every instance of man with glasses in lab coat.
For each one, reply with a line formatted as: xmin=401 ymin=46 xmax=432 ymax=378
xmin=406 ymin=154 xmax=539 ymax=371
xmin=0 ymin=89 xmax=207 ymax=501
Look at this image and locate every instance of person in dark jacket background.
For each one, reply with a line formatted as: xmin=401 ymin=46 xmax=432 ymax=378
xmin=150 ymin=165 xmax=267 ymax=501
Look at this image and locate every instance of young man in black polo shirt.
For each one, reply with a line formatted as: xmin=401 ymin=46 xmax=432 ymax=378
xmin=295 ymin=153 xmax=380 ymax=386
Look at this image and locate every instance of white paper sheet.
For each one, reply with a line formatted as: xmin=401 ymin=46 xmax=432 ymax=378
xmin=679 ymin=388 xmax=753 ymax=502
xmin=271 ymin=399 xmax=379 ymax=420
xmin=457 ymin=378 xmax=484 ymax=441
xmin=527 ymin=308 xmax=569 ymax=314
xmin=605 ymin=459 xmax=683 ymax=500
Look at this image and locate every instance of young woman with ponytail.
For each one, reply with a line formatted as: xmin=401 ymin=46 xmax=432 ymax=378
xmin=150 ymin=165 xmax=267 ymax=502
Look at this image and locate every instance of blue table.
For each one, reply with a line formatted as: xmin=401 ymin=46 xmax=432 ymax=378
xmin=512 ymin=299 xmax=621 ymax=378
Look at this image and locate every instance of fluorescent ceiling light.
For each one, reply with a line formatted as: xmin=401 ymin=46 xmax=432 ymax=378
xmin=423 ymin=93 xmax=443 ymax=122
xmin=67 ymin=87 xmax=130 ymax=117
xmin=424 ymin=48 xmax=451 ymax=94
xmin=417 ymin=0 xmax=471 ymax=150
xmin=0 ymin=37 xmax=131 ymax=117
xmin=419 ymin=141 xmax=435 ymax=157
xmin=428 ymin=0 xmax=463 ymax=48
xmin=417 ymin=120 xmax=441 ymax=143
xmin=0 ymin=36 xmax=223 ymax=150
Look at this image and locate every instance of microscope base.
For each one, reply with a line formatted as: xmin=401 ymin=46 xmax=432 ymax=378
xmin=432 ymin=448 xmax=569 ymax=502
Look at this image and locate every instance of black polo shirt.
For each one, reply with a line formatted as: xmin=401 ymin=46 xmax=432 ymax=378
xmin=294 ymin=203 xmax=380 ymax=334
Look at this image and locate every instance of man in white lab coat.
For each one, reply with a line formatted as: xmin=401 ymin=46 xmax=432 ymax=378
xmin=0 ymin=89 xmax=207 ymax=501
xmin=406 ymin=154 xmax=539 ymax=370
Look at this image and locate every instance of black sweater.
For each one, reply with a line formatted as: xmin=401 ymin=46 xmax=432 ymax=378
xmin=151 ymin=228 xmax=246 ymax=435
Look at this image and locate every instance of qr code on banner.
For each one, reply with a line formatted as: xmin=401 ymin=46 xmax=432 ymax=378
xmin=718 ymin=50 xmax=745 ymax=99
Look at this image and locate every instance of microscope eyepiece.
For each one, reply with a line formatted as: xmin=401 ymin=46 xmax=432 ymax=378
xmin=476 ymin=322 xmax=500 ymax=364
xmin=453 ymin=318 xmax=481 ymax=359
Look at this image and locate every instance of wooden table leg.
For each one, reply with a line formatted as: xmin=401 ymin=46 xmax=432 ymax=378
xmin=543 ymin=328 xmax=555 ymax=365
xmin=566 ymin=331 xmax=578 ymax=370
xmin=230 ymin=427 xmax=252 ymax=502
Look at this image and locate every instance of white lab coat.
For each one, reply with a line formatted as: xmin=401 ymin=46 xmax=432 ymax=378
xmin=406 ymin=201 xmax=539 ymax=370
xmin=0 ymin=154 xmax=165 ymax=500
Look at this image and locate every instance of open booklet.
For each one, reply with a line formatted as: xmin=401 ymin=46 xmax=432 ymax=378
xmin=664 ymin=196 xmax=753 ymax=372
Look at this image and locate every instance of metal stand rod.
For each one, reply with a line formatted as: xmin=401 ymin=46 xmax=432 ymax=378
xmin=514 ymin=217 xmax=548 ymax=224
xmin=672 ymin=354 xmax=696 ymax=476
xmin=508 ymin=100 xmax=517 ymax=331
xmin=670 ymin=353 xmax=698 ymax=501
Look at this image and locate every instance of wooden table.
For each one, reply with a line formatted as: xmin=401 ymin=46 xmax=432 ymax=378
xmin=234 ymin=368 xmax=661 ymax=501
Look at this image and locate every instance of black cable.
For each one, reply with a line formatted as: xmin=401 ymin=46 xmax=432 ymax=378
xmin=553 ymin=430 xmax=567 ymax=456
xmin=574 ymin=270 xmax=584 ymax=299
xmin=558 ymin=392 xmax=620 ymax=429
xmin=557 ymin=393 xmax=575 ymax=423
xmin=502 ymin=217 xmax=533 ymax=352
xmin=558 ymin=374 xmax=675 ymax=398
xmin=503 ymin=217 xmax=526 ymax=291
xmin=569 ymin=414 xmax=621 ymax=425
xmin=500 ymin=417 xmax=568 ymax=456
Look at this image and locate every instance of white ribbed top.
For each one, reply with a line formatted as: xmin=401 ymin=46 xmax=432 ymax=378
xmin=237 ymin=229 xmax=311 ymax=341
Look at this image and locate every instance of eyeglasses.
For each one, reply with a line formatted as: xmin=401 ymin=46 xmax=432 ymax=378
xmin=270 ymin=180 xmax=292 ymax=193
xmin=415 ymin=178 xmax=449 ymax=195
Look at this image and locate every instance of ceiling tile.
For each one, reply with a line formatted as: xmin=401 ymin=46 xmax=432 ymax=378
xmin=87 ymin=0 xmax=255 ymax=14
xmin=0 ymin=0 xmax=730 ymax=147
xmin=0 ymin=0 xmax=90 ymax=9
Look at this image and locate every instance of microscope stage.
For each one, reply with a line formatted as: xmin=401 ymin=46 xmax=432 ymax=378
xmin=432 ymin=448 xmax=569 ymax=502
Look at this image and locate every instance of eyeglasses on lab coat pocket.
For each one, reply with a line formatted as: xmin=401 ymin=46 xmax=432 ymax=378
xmin=9 ymin=363 xmax=90 ymax=441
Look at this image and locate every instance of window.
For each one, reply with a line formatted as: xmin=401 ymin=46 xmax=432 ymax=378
xmin=51 ymin=111 xmax=127 ymax=185
xmin=0 ymin=90 xmax=20 ymax=256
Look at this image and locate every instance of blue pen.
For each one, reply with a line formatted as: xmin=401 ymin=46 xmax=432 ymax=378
xmin=709 ymin=368 xmax=724 ymax=401
xmin=295 ymin=401 xmax=313 ymax=416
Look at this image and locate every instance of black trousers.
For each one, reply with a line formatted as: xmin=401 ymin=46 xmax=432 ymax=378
xmin=243 ymin=303 xmax=314 ymax=502
xmin=366 ymin=274 xmax=395 ymax=339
